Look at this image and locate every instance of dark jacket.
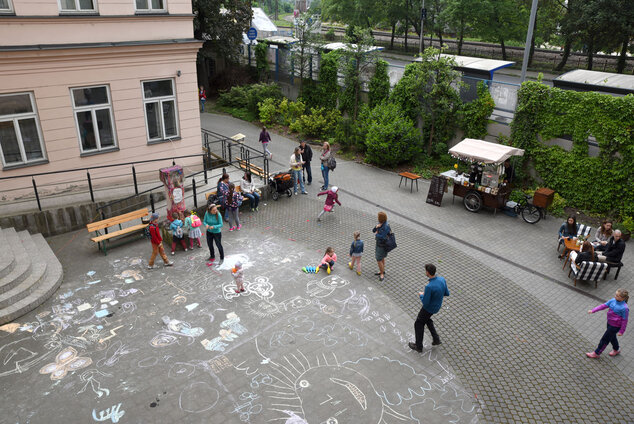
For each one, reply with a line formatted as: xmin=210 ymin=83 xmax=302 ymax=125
xmin=300 ymin=143 xmax=313 ymax=163
xmin=373 ymin=222 xmax=390 ymax=242
xmin=603 ymin=237 xmax=626 ymax=263
xmin=349 ymin=240 xmax=364 ymax=255
xmin=575 ymin=251 xmax=597 ymax=265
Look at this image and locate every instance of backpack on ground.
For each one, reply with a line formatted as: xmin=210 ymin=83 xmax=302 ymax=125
xmin=327 ymin=156 xmax=336 ymax=171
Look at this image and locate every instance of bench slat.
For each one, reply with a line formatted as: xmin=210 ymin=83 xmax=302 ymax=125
xmin=90 ymin=223 xmax=148 ymax=243
xmin=87 ymin=208 xmax=149 ymax=232
xmin=399 ymin=172 xmax=421 ymax=180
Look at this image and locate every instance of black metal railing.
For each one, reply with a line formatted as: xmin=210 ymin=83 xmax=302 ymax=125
xmin=1 ymin=130 xmax=270 ymax=217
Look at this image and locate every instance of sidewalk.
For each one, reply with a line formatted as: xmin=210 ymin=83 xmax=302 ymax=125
xmin=202 ymin=112 xmax=634 ymax=380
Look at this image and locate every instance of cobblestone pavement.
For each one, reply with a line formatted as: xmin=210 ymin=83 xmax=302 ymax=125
xmin=0 ymin=211 xmax=479 ymax=423
xmin=201 ymin=112 xmax=634 ymax=422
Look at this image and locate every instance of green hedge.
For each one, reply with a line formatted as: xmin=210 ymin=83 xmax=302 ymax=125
xmin=510 ymin=81 xmax=634 ymax=217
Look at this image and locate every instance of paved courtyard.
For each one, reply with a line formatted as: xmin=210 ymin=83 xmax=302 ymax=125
xmin=0 ymin=112 xmax=632 ymax=423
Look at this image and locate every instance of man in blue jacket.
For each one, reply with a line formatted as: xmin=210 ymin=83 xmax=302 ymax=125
xmin=409 ymin=264 xmax=450 ymax=353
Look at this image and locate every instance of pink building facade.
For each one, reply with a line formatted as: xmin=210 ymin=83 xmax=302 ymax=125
xmin=0 ymin=0 xmax=202 ymax=201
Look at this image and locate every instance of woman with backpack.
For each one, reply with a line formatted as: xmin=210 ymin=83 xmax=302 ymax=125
xmin=320 ymin=141 xmax=332 ymax=190
xmin=225 ymin=183 xmax=243 ymax=231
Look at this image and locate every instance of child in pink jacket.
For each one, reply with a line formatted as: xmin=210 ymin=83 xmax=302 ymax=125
xmin=586 ymin=288 xmax=629 ymax=358
xmin=318 ymin=247 xmax=337 ymax=274
xmin=317 ymin=186 xmax=341 ymax=222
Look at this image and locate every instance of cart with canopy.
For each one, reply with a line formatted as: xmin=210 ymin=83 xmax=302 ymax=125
xmin=440 ymin=138 xmax=525 ymax=213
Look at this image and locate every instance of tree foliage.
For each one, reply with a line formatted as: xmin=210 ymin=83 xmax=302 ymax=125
xmin=390 ymin=48 xmax=463 ymax=155
xmin=368 ymin=59 xmax=390 ymax=108
xmin=193 ymin=0 xmax=252 ymax=62
xmin=461 ymin=82 xmax=495 ymax=139
xmin=317 ymin=51 xmax=340 ymax=110
xmin=361 ymin=103 xmax=422 ymax=167
xmin=510 ymin=81 xmax=634 ymax=217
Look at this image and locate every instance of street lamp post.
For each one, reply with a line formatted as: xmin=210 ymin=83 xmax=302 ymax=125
xmin=520 ymin=0 xmax=539 ymax=82
xmin=418 ymin=0 xmax=425 ymax=55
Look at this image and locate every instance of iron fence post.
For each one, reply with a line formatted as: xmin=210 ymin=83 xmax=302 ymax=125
xmin=192 ymin=178 xmax=198 ymax=209
xmin=150 ymin=193 xmax=155 ymax=212
xmin=87 ymin=171 xmax=95 ymax=202
xmin=132 ymin=165 xmax=139 ymax=195
xmin=32 ymin=178 xmax=42 ymax=211
xmin=101 ymin=210 xmax=108 ymax=234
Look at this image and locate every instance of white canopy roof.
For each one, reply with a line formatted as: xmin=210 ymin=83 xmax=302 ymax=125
xmin=449 ymin=138 xmax=524 ymax=164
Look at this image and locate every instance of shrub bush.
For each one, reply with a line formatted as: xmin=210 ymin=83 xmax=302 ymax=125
xmin=362 ymin=103 xmax=422 ymax=167
xmin=289 ymin=107 xmax=341 ymax=138
xmin=462 ymin=81 xmax=495 ymax=139
xmin=258 ymin=98 xmax=279 ymax=125
xmin=218 ymin=83 xmax=283 ymax=116
xmin=279 ymin=98 xmax=306 ymax=126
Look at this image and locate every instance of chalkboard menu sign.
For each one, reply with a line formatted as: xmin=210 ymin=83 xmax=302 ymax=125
xmin=426 ymin=176 xmax=447 ymax=207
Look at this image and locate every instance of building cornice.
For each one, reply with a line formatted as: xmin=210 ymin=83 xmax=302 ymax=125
xmin=0 ymin=38 xmax=202 ymax=53
xmin=0 ymin=13 xmax=194 ymax=21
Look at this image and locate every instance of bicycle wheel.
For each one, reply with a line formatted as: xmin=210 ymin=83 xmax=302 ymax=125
xmin=521 ymin=205 xmax=542 ymax=224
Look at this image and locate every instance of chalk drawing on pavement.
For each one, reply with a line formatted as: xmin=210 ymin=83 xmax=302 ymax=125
xmin=39 ymin=346 xmax=92 ymax=380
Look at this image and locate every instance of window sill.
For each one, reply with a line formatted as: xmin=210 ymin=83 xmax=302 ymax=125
xmin=58 ymin=11 xmax=99 ymax=16
xmin=0 ymin=12 xmax=16 ymax=16
xmin=148 ymin=137 xmax=181 ymax=145
xmin=80 ymin=147 xmax=119 ymax=157
xmin=2 ymin=159 xmax=49 ymax=171
xmin=134 ymin=11 xmax=168 ymax=15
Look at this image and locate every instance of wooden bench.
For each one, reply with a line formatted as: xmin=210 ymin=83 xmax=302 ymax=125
xmin=398 ymin=171 xmax=421 ymax=193
xmin=235 ymin=157 xmax=266 ymax=179
xmin=87 ymin=208 xmax=149 ymax=255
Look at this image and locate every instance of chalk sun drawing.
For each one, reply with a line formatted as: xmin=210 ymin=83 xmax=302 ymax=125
xmin=306 ymin=275 xmax=349 ymax=298
xmin=39 ymin=347 xmax=92 ymax=380
xmin=254 ymin=346 xmax=410 ymax=423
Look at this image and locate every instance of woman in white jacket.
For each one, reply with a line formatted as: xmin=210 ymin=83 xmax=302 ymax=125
xmin=240 ymin=171 xmax=260 ymax=211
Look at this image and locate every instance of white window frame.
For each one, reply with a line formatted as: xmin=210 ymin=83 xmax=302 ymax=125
xmin=0 ymin=92 xmax=47 ymax=168
xmin=58 ymin=0 xmax=98 ymax=13
xmin=70 ymin=85 xmax=118 ymax=154
xmin=135 ymin=0 xmax=166 ymax=13
xmin=141 ymin=78 xmax=180 ymax=143
xmin=0 ymin=0 xmax=14 ymax=14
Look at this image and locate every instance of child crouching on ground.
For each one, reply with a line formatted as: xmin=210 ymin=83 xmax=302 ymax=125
xmin=319 ymin=247 xmax=337 ymax=274
xmin=317 ymin=186 xmax=341 ymax=222
xmin=170 ymin=212 xmax=188 ymax=255
xmin=147 ymin=212 xmax=173 ymax=269
xmin=232 ymin=261 xmax=245 ymax=293
xmin=348 ymin=231 xmax=364 ymax=276
xmin=184 ymin=210 xmax=203 ymax=249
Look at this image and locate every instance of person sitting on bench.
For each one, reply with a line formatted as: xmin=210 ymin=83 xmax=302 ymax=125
xmin=597 ymin=230 xmax=625 ymax=264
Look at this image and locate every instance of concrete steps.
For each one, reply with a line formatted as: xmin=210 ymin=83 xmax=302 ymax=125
xmin=0 ymin=229 xmax=63 ymax=325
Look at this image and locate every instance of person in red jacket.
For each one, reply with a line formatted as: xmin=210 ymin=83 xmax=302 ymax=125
xmin=147 ymin=212 xmax=174 ymax=269
xmin=316 ymin=186 xmax=341 ymax=222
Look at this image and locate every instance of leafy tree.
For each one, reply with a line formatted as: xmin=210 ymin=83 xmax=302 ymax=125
xmin=193 ymin=0 xmax=252 ymax=63
xmin=255 ymin=41 xmax=270 ymax=81
xmin=461 ymin=82 xmax=495 ymax=139
xmin=292 ymin=13 xmax=323 ymax=95
xmin=368 ymin=59 xmax=390 ymax=108
xmin=441 ymin=0 xmax=478 ymax=55
xmin=340 ymin=27 xmax=379 ymax=120
xmin=361 ymin=103 xmax=422 ymax=167
xmin=321 ymin=0 xmax=384 ymax=28
xmin=317 ymin=51 xmax=340 ymax=110
xmin=390 ymin=48 xmax=462 ymax=156
xmin=471 ymin=0 xmax=527 ymax=60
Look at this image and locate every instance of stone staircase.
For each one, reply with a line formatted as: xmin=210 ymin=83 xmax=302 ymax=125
xmin=0 ymin=228 xmax=63 ymax=325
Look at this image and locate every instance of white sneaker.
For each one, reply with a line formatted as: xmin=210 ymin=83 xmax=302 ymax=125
xmin=147 ymin=265 xmax=155 ymax=269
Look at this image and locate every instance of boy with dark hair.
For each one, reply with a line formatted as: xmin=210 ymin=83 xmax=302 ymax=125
xmin=409 ymin=263 xmax=449 ymax=352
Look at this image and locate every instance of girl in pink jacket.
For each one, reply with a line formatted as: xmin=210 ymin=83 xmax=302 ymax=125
xmin=318 ymin=247 xmax=337 ymax=274
xmin=586 ymin=288 xmax=629 ymax=358
xmin=317 ymin=186 xmax=341 ymax=222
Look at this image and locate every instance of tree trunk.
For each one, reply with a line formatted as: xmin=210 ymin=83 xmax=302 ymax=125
xmin=390 ymin=23 xmax=396 ymax=49
xmin=586 ymin=37 xmax=594 ymax=70
xmin=458 ymin=17 xmax=464 ymax=55
xmin=555 ymin=37 xmax=572 ymax=71
xmin=437 ymin=29 xmax=443 ymax=48
xmin=500 ymin=39 xmax=507 ymax=60
xmin=428 ymin=120 xmax=434 ymax=156
xmin=617 ymin=37 xmax=628 ymax=73
xmin=274 ymin=0 xmax=278 ymax=20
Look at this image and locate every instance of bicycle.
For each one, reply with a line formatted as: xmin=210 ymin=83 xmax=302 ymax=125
xmin=514 ymin=194 xmax=544 ymax=224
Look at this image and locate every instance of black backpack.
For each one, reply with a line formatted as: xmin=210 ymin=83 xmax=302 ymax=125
xmin=327 ymin=156 xmax=336 ymax=171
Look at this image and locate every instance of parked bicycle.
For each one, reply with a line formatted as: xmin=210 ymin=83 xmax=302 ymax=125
xmin=514 ymin=194 xmax=545 ymax=224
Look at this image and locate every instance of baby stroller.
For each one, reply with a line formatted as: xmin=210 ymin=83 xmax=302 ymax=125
xmin=269 ymin=170 xmax=294 ymax=201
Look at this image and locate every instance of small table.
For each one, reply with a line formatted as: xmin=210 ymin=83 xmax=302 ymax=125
xmin=561 ymin=238 xmax=582 ymax=269
xmin=398 ymin=172 xmax=421 ymax=193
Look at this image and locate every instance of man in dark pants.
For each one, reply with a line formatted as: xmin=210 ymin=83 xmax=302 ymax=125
xmin=409 ymin=264 xmax=450 ymax=352
xmin=299 ymin=140 xmax=313 ymax=185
